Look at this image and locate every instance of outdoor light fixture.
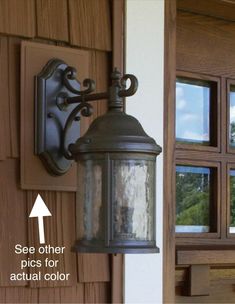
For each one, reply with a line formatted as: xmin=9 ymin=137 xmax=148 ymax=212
xmin=35 ymin=59 xmax=162 ymax=253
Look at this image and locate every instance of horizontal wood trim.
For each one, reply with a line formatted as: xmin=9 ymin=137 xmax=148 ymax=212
xmin=176 ymin=266 xmax=235 ymax=284
xmin=177 ymin=70 xmax=221 ymax=82
xmin=177 ymin=250 xmax=235 ymax=265
xmin=175 ymin=150 xmax=235 ymax=162
xmin=176 ymin=238 xmax=235 ymax=246
xmin=176 ymin=144 xmax=220 ymax=153
xmin=175 ymin=159 xmax=220 ymax=168
xmin=178 ymin=0 xmax=235 ymax=22
xmin=176 ymin=281 xmax=235 ymax=303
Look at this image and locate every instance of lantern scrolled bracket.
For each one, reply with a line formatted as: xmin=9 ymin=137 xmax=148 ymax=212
xmin=35 ymin=58 xmax=139 ymax=175
xmin=63 ymin=66 xmax=96 ymax=96
xmin=119 ymin=74 xmax=138 ymax=98
xmin=61 ymin=67 xmax=139 ymax=160
xmin=62 ymin=101 xmax=93 ymax=160
xmin=61 ymin=67 xmax=138 ymax=108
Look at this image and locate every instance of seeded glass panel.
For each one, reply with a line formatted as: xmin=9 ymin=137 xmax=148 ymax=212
xmin=113 ymin=159 xmax=155 ymax=241
xmin=77 ymin=160 xmax=104 ymax=242
xmin=230 ymin=170 xmax=235 ymax=233
xmin=229 ymin=86 xmax=235 ymax=146
xmin=176 ymin=78 xmax=210 ymax=144
xmin=176 ymin=166 xmax=211 ymax=233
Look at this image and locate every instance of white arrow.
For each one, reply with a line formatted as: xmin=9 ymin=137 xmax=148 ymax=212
xmin=29 ymin=194 xmax=52 ymax=244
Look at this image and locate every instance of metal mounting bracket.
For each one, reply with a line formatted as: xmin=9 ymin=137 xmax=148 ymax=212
xmin=35 ymin=59 xmax=82 ymax=176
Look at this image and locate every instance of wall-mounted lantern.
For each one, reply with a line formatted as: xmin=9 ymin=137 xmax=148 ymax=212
xmin=35 ymin=59 xmax=162 ymax=253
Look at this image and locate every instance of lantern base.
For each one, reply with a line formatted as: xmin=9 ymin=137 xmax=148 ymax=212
xmin=74 ymin=240 xmax=160 ymax=254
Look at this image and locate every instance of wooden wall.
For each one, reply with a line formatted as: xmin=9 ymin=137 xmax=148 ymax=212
xmin=0 ymin=0 xmax=119 ymax=303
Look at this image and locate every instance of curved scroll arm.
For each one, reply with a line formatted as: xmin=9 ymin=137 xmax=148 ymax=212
xmin=63 ymin=66 xmax=96 ymax=96
xmin=62 ymin=102 xmax=93 ymax=159
xmin=119 ymin=74 xmax=138 ymax=97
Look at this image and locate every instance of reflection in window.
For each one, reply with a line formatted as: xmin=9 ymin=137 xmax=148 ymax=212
xmin=176 ymin=166 xmax=211 ymax=233
xmin=176 ymin=78 xmax=210 ymax=145
xmin=230 ymin=170 xmax=235 ymax=233
xmin=229 ymin=86 xmax=235 ymax=146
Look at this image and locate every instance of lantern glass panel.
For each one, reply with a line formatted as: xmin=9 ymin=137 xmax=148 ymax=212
xmin=112 ymin=159 xmax=155 ymax=241
xmin=77 ymin=159 xmax=104 ymax=243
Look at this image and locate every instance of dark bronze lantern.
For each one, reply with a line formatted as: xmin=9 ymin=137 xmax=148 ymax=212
xmin=35 ymin=59 xmax=162 ymax=253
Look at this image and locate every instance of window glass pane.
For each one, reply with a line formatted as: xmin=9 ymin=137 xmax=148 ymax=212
xmin=176 ymin=165 xmax=212 ymax=233
xmin=176 ymin=78 xmax=211 ymax=145
xmin=229 ymin=86 xmax=235 ymax=146
xmin=230 ymin=169 xmax=235 ymax=233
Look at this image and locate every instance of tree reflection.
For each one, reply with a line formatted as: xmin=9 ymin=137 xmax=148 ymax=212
xmin=176 ymin=166 xmax=210 ymax=227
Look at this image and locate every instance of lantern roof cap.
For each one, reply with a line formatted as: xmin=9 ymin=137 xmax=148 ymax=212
xmin=69 ymin=110 xmax=162 ymax=156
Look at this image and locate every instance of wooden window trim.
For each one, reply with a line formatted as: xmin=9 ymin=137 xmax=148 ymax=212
xmin=177 ymin=249 xmax=235 ymax=265
xmin=177 ymin=0 xmax=235 ymax=22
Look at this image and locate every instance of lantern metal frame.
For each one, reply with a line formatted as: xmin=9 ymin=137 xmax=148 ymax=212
xmin=74 ymin=153 xmax=158 ymax=254
xmin=35 ymin=58 xmax=162 ymax=254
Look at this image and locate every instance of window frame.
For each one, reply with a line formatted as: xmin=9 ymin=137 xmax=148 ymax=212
xmin=226 ymin=79 xmax=235 ymax=154
xmin=175 ymin=159 xmax=220 ymax=240
xmin=175 ymin=71 xmax=223 ymax=246
xmin=175 ymin=70 xmax=220 ymax=153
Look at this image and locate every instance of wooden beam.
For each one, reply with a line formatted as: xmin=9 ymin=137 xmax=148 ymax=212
xmin=111 ymin=1 xmax=125 ymax=302
xmin=112 ymin=0 xmax=125 ymax=72
xmin=177 ymin=250 xmax=235 ymax=265
xmin=178 ymin=0 xmax=235 ymax=21
xmin=163 ymin=0 xmax=177 ymax=303
xmin=188 ymin=265 xmax=210 ymax=296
